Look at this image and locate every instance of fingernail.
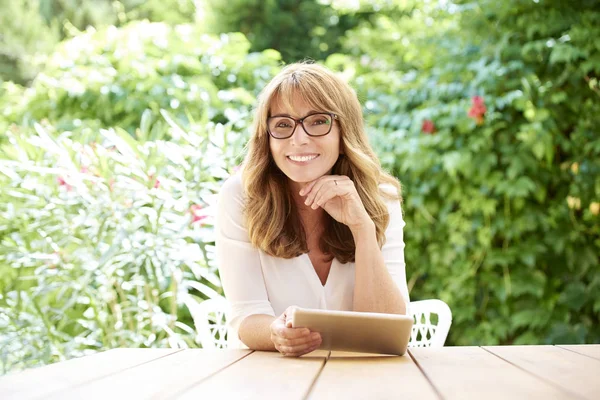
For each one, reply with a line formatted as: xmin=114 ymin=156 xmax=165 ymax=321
xmin=311 ymin=333 xmax=320 ymax=340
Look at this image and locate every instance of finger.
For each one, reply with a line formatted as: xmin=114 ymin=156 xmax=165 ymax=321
xmin=273 ymin=332 xmax=321 ymax=347
xmin=278 ymin=337 xmax=322 ymax=356
xmin=312 ymin=182 xmax=345 ymax=209
xmin=304 ymin=177 xmax=334 ymax=207
xmin=284 ymin=305 xmax=298 ymax=328
xmin=275 ymin=326 xmax=311 ymax=340
xmin=299 ymin=179 xmax=319 ymax=197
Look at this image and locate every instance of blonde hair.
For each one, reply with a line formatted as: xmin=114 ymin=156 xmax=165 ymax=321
xmin=241 ymin=62 xmax=401 ymax=263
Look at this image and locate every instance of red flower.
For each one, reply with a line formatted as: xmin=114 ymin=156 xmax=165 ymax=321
xmin=468 ymin=96 xmax=487 ymax=125
xmin=422 ymin=119 xmax=436 ymax=134
xmin=57 ymin=176 xmax=73 ymax=191
xmin=190 ymin=204 xmax=209 ymax=225
xmin=149 ymin=174 xmax=160 ymax=189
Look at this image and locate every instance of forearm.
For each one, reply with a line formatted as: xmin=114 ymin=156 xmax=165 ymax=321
xmin=238 ymin=314 xmax=277 ymax=351
xmin=352 ymin=222 xmax=407 ymax=315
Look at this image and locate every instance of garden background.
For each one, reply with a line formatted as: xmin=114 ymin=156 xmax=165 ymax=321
xmin=0 ymin=0 xmax=599 ymax=374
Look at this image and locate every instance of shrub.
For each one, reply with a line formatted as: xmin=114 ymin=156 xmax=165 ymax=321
xmin=327 ymin=0 xmax=600 ymax=345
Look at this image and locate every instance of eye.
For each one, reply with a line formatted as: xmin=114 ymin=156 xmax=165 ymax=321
xmin=277 ymin=121 xmax=293 ymax=128
xmin=311 ymin=118 xmax=329 ymax=125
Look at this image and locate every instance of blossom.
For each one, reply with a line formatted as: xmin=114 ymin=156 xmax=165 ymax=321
xmin=57 ymin=176 xmax=73 ymax=191
xmin=190 ymin=204 xmax=209 ymax=225
xmin=468 ymin=95 xmax=487 ymax=125
xmin=590 ymin=202 xmax=599 ymax=216
xmin=149 ymin=174 xmax=160 ymax=189
xmin=422 ymin=119 xmax=436 ymax=134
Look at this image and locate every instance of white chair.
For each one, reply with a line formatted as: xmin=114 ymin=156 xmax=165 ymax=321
xmin=187 ymin=297 xmax=452 ymax=349
xmin=185 ymin=296 xmax=230 ymax=349
xmin=407 ymin=299 xmax=452 ymax=348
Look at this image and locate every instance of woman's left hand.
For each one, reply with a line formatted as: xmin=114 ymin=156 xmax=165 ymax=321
xmin=299 ymin=175 xmax=372 ymax=232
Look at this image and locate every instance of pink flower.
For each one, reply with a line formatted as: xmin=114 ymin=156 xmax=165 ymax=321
xmin=422 ymin=120 xmax=436 ymax=134
xmin=149 ymin=174 xmax=160 ymax=189
xmin=57 ymin=176 xmax=73 ymax=191
xmin=190 ymin=204 xmax=209 ymax=225
xmin=468 ymin=96 xmax=487 ymax=125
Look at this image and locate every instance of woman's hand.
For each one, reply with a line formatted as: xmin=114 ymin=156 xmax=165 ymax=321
xmin=270 ymin=306 xmax=322 ymax=357
xmin=300 ymin=175 xmax=372 ymax=232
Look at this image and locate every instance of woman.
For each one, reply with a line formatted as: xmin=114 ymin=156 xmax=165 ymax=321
xmin=215 ymin=62 xmax=410 ymax=357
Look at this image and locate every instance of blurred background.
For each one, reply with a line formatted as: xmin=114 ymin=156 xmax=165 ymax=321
xmin=0 ymin=0 xmax=599 ymax=374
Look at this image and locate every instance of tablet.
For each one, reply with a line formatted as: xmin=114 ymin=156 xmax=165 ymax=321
xmin=290 ymin=307 xmax=413 ymax=356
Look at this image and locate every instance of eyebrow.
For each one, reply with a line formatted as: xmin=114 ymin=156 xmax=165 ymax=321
xmin=270 ymin=110 xmax=323 ymax=118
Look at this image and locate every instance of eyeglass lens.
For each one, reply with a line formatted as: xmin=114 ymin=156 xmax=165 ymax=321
xmin=268 ymin=113 xmax=333 ymax=138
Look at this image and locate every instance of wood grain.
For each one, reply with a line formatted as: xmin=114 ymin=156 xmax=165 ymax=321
xmin=46 ymin=349 xmax=252 ymax=399
xmin=557 ymin=344 xmax=600 ymax=361
xmin=0 ymin=348 xmax=180 ymax=400
xmin=484 ymin=345 xmax=600 ymax=400
xmin=173 ymin=350 xmax=329 ymax=399
xmin=307 ymin=351 xmax=439 ymax=400
xmin=410 ymin=346 xmax=575 ymax=400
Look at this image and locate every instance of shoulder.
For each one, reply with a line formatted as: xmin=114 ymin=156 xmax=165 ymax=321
xmin=217 ymin=174 xmax=246 ymax=218
xmin=378 ymin=182 xmax=404 ymax=222
xmin=220 ymin=173 xmax=244 ymax=197
xmin=378 ymin=182 xmax=398 ymax=197
xmin=218 ymin=173 xmax=246 ymax=206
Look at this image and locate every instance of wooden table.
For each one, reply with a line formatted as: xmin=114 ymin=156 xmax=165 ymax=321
xmin=1 ymin=345 xmax=599 ymax=399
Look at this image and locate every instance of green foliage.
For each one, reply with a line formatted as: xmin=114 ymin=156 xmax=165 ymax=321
xmin=0 ymin=115 xmax=244 ymax=372
xmin=0 ymin=0 xmax=60 ymax=84
xmin=0 ymin=21 xmax=279 ymax=373
xmin=0 ymin=0 xmax=197 ymax=84
xmin=198 ymin=0 xmax=378 ymax=63
xmin=4 ymin=21 xmax=281 ymax=134
xmin=328 ymin=0 xmax=600 ymax=345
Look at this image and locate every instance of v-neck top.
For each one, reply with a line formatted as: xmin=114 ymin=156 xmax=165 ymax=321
xmin=215 ymin=174 xmax=410 ymax=349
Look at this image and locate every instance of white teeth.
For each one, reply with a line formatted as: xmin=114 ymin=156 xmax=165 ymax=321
xmin=288 ymin=155 xmax=318 ymax=162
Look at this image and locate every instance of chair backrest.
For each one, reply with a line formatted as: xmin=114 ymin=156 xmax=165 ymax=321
xmin=407 ymin=299 xmax=452 ymax=348
xmin=188 ymin=297 xmax=452 ymax=349
xmin=184 ymin=296 xmax=230 ymax=349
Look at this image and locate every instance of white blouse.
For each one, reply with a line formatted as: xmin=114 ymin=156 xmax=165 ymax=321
xmin=215 ymin=173 xmax=410 ymax=348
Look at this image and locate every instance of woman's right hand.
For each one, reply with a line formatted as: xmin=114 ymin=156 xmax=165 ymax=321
xmin=270 ymin=306 xmax=322 ymax=357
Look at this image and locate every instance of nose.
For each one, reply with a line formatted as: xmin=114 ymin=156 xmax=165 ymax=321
xmin=290 ymin=122 xmax=310 ymax=146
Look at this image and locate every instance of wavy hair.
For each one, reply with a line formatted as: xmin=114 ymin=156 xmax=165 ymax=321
xmin=241 ymin=62 xmax=401 ymax=263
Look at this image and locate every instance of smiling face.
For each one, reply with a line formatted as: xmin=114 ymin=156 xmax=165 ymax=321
xmin=268 ymin=93 xmax=341 ymax=192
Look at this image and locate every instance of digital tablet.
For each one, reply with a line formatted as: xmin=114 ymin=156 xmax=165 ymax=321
xmin=290 ymin=307 xmax=413 ymax=356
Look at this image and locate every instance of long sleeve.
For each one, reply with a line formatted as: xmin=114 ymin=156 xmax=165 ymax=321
xmin=215 ymin=174 xmax=276 ymax=346
xmin=380 ymin=190 xmax=411 ymax=313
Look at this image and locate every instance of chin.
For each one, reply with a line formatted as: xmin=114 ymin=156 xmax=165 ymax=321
xmin=281 ymin=169 xmax=325 ymax=184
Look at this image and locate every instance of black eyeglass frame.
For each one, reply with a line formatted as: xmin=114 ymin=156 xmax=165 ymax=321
xmin=267 ymin=112 xmax=338 ymax=139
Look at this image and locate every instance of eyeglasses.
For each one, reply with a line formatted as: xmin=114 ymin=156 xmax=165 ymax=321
xmin=267 ymin=112 xmax=337 ymax=139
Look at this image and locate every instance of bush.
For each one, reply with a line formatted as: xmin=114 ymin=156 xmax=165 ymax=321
xmin=198 ymin=0 xmax=379 ymax=63
xmin=0 ymin=115 xmax=244 ymax=373
xmin=0 ymin=21 xmax=280 ymax=373
xmin=327 ymin=0 xmax=600 ymax=345
xmin=4 ymin=21 xmax=281 ymax=135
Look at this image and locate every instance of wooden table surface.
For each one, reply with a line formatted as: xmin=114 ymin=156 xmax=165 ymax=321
xmin=1 ymin=345 xmax=599 ymax=399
